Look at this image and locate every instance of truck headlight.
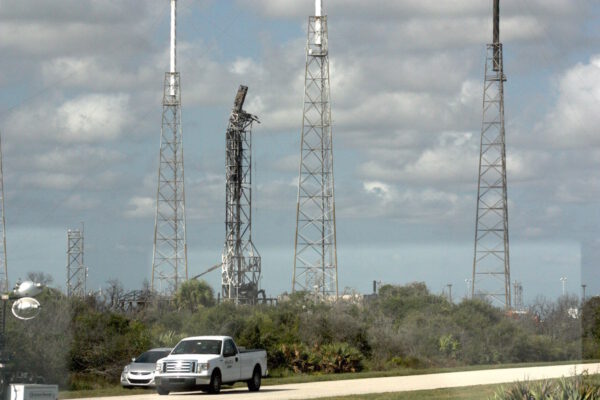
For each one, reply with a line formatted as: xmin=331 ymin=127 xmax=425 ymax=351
xmin=155 ymin=362 xmax=162 ymax=372
xmin=198 ymin=363 xmax=209 ymax=372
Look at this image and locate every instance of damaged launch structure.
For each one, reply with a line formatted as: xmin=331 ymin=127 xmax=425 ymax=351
xmin=221 ymin=86 xmax=262 ymax=304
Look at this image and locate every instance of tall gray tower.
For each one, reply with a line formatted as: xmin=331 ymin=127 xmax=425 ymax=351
xmin=0 ymin=133 xmax=8 ymax=293
xmin=472 ymin=0 xmax=511 ymax=308
xmin=152 ymin=0 xmax=188 ymax=296
xmin=293 ymin=0 xmax=338 ymax=299
xmin=67 ymin=227 xmax=85 ymax=297
xmin=221 ymin=86 xmax=261 ymax=304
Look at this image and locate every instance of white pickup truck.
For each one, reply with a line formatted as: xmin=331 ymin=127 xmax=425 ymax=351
xmin=154 ymin=336 xmax=267 ymax=395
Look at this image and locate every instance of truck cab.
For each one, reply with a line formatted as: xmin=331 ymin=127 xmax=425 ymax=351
xmin=154 ymin=335 xmax=267 ymax=395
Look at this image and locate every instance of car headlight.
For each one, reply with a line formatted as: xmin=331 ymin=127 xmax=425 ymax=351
xmin=123 ymin=365 xmax=130 ymax=373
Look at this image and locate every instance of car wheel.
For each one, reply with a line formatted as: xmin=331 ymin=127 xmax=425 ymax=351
xmin=208 ymin=371 xmax=221 ymax=394
xmin=247 ymin=366 xmax=261 ymax=392
xmin=156 ymin=386 xmax=170 ymax=396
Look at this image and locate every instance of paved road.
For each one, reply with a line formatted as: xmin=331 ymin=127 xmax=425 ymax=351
xmin=81 ymin=363 xmax=600 ymax=400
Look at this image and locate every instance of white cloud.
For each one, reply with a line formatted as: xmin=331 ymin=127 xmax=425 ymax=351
xmin=540 ymin=56 xmax=600 ymax=148
xmin=65 ymin=194 xmax=100 ymax=211
xmin=125 ymin=196 xmax=155 ymax=218
xmin=20 ymin=172 xmax=82 ymax=190
xmin=57 ymin=93 xmax=131 ymax=142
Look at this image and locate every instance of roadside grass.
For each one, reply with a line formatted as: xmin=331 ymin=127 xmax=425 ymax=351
xmin=58 ymin=360 xmax=600 ymax=399
xmin=313 ymin=374 xmax=600 ymax=400
xmin=60 ymin=387 xmax=150 ymax=399
xmin=262 ymin=359 xmax=600 ymax=386
xmin=303 ymin=384 xmax=500 ymax=400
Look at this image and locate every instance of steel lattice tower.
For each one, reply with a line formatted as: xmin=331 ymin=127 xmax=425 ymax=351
xmin=0 ymin=133 xmax=8 ymax=293
xmin=513 ymin=281 xmax=523 ymax=311
xmin=472 ymin=0 xmax=511 ymax=308
xmin=221 ymin=86 xmax=261 ymax=304
xmin=293 ymin=0 xmax=338 ymax=300
xmin=152 ymin=0 xmax=188 ymax=296
xmin=67 ymin=227 xmax=85 ymax=297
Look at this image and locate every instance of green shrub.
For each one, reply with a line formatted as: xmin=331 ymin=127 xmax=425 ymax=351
xmin=492 ymin=375 xmax=600 ymax=399
xmin=278 ymin=343 xmax=363 ymax=373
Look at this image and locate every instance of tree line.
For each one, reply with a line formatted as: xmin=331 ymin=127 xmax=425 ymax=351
xmin=5 ymin=279 xmax=599 ymax=390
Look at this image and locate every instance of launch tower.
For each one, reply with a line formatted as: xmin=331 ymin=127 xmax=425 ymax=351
xmin=151 ymin=0 xmax=188 ymax=296
xmin=293 ymin=0 xmax=338 ymax=299
xmin=472 ymin=0 xmax=511 ymax=308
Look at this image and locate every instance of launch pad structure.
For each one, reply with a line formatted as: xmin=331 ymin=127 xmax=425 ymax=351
xmin=293 ymin=0 xmax=339 ymax=300
xmin=221 ymin=85 xmax=262 ymax=305
xmin=472 ymin=0 xmax=511 ymax=308
xmin=151 ymin=0 xmax=188 ymax=297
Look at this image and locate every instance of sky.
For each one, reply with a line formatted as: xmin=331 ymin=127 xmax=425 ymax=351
xmin=0 ymin=0 xmax=598 ymax=305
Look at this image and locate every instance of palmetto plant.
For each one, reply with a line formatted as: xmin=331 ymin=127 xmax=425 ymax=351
xmin=492 ymin=374 xmax=600 ymax=400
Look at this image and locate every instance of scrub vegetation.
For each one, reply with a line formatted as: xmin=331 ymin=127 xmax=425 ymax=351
xmin=6 ymin=279 xmax=600 ymax=391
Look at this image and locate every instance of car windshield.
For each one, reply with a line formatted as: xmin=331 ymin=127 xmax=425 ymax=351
xmin=135 ymin=350 xmax=171 ymax=363
xmin=172 ymin=340 xmax=222 ymax=355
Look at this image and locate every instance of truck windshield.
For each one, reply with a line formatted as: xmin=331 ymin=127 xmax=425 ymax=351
xmin=172 ymin=340 xmax=222 ymax=355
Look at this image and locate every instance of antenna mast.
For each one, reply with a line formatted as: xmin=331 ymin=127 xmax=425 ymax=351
xmin=152 ymin=0 xmax=188 ymax=296
xmin=472 ymin=0 xmax=511 ymax=308
xmin=293 ymin=0 xmax=339 ymax=300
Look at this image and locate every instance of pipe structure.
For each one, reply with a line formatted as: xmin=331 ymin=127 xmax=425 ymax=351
xmin=169 ymin=0 xmax=177 ymax=95
xmin=493 ymin=0 xmax=499 ymax=44
xmin=492 ymin=0 xmax=500 ymax=70
xmin=315 ymin=0 xmax=322 ymax=17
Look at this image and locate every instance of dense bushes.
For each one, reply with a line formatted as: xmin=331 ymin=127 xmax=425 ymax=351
xmin=4 ymin=281 xmax=599 ymax=389
xmin=278 ymin=343 xmax=363 ymax=373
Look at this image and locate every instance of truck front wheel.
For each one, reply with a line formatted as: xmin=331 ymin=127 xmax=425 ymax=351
xmin=156 ymin=386 xmax=170 ymax=396
xmin=208 ymin=370 xmax=221 ymax=394
xmin=247 ymin=366 xmax=261 ymax=392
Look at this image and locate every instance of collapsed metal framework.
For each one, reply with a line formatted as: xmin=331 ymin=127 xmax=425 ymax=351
xmin=221 ymin=85 xmax=261 ymax=304
xmin=472 ymin=0 xmax=511 ymax=308
xmin=152 ymin=0 xmax=188 ymax=296
xmin=293 ymin=1 xmax=338 ymax=299
xmin=0 ymin=133 xmax=7 ymax=293
xmin=67 ymin=228 xmax=85 ymax=297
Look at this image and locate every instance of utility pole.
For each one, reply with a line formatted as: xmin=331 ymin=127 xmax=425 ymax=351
xmin=152 ymin=0 xmax=188 ymax=296
xmin=221 ymin=86 xmax=261 ymax=305
xmin=582 ymin=284 xmax=587 ymax=302
xmin=293 ymin=0 xmax=338 ymax=300
xmin=446 ymin=284 xmax=453 ymax=303
xmin=472 ymin=0 xmax=511 ymax=308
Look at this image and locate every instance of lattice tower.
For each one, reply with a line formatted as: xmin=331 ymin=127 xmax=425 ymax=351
xmin=152 ymin=0 xmax=188 ymax=296
xmin=67 ymin=228 xmax=85 ymax=297
xmin=293 ymin=0 xmax=338 ymax=300
xmin=513 ymin=281 xmax=523 ymax=311
xmin=0 ymin=133 xmax=7 ymax=293
xmin=472 ymin=0 xmax=511 ymax=308
xmin=221 ymin=86 xmax=261 ymax=304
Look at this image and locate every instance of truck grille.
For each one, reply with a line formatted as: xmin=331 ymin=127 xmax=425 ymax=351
xmin=164 ymin=360 xmax=195 ymax=373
